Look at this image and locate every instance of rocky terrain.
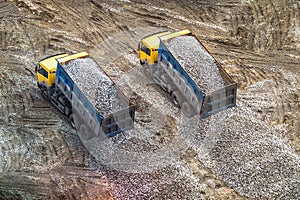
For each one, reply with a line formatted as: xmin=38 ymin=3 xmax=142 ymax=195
xmin=0 ymin=0 xmax=299 ymax=199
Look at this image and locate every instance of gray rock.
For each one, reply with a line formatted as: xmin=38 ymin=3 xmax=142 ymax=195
xmin=166 ymin=36 xmax=225 ymax=93
xmin=65 ymin=58 xmax=124 ymax=115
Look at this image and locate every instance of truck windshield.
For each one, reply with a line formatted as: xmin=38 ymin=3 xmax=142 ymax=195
xmin=140 ymin=42 xmax=151 ymax=56
xmin=38 ymin=67 xmax=48 ymax=78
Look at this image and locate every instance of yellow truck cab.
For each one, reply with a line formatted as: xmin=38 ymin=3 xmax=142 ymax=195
xmin=35 ymin=52 xmax=88 ymax=100
xmin=138 ymin=31 xmax=170 ymax=65
xmin=35 ymin=53 xmax=68 ymax=88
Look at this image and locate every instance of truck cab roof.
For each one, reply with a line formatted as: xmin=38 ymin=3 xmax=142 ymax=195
xmin=142 ymin=31 xmax=170 ymax=50
xmin=159 ymin=29 xmax=191 ymax=43
xmin=57 ymin=52 xmax=89 ymax=66
xmin=39 ymin=52 xmax=89 ymax=72
xmin=39 ymin=53 xmax=68 ymax=72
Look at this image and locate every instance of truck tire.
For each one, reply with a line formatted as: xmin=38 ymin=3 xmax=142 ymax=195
xmin=140 ymin=60 xmax=145 ymax=65
xmin=182 ymin=102 xmax=196 ymax=118
xmin=172 ymin=92 xmax=182 ymax=108
xmin=64 ymin=105 xmax=71 ymax=116
xmin=41 ymin=87 xmax=50 ymax=101
xmin=72 ymin=111 xmax=81 ymax=130
xmin=69 ymin=113 xmax=76 ymax=129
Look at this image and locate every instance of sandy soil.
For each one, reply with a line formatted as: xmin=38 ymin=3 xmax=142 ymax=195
xmin=0 ymin=0 xmax=299 ymax=199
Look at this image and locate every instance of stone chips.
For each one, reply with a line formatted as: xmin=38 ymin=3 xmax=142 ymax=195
xmin=65 ymin=58 xmax=124 ymax=115
xmin=166 ymin=36 xmax=225 ymax=93
xmin=181 ymin=105 xmax=300 ymax=199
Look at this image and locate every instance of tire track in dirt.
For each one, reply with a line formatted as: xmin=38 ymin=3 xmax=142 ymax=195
xmin=0 ymin=1 xmax=18 ymax=18
xmin=0 ymin=171 xmax=50 ymax=198
xmin=0 ymin=64 xmax=32 ymax=124
xmin=0 ymin=166 xmax=112 ymax=199
xmin=0 ymin=20 xmax=6 ymax=50
xmin=245 ymin=0 xmax=299 ymax=51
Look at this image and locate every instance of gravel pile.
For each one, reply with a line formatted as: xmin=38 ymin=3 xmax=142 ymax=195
xmin=189 ymin=106 xmax=300 ymax=199
xmin=73 ymin=54 xmax=300 ymax=199
xmin=65 ymin=58 xmax=124 ymax=114
xmin=166 ymin=36 xmax=225 ymax=93
xmin=90 ymin=158 xmax=203 ymax=200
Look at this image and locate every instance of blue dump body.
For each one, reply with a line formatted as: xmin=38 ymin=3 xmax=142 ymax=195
xmin=55 ymin=60 xmax=135 ymax=141
xmin=158 ymin=33 xmax=237 ymax=117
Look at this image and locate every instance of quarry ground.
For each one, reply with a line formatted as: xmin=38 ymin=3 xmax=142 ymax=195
xmin=0 ymin=0 xmax=299 ymax=199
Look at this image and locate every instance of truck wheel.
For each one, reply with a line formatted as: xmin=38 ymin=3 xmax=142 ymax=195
xmin=69 ymin=113 xmax=76 ymax=129
xmin=172 ymin=92 xmax=181 ymax=108
xmin=64 ymin=105 xmax=71 ymax=116
xmin=41 ymin=87 xmax=50 ymax=101
xmin=79 ymin=125 xmax=94 ymax=141
xmin=140 ymin=60 xmax=145 ymax=65
xmin=72 ymin=112 xmax=80 ymax=130
xmin=182 ymin=102 xmax=196 ymax=118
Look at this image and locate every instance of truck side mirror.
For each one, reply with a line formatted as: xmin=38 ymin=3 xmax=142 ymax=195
xmin=35 ymin=64 xmax=38 ymax=73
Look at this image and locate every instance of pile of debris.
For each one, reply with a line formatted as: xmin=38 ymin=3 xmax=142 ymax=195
xmin=65 ymin=58 xmax=124 ymax=114
xmin=166 ymin=36 xmax=225 ymax=93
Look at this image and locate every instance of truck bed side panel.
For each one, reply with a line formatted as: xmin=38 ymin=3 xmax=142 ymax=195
xmin=158 ymin=40 xmax=205 ymax=112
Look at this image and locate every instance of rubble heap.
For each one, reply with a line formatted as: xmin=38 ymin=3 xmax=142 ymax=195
xmin=166 ymin=36 xmax=225 ymax=93
xmin=65 ymin=58 xmax=124 ymax=114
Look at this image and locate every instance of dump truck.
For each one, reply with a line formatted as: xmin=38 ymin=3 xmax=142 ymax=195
xmin=35 ymin=52 xmax=135 ymax=141
xmin=138 ymin=29 xmax=237 ymax=117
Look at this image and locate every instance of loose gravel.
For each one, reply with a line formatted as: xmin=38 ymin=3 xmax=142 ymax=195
xmin=91 ymin=159 xmax=204 ymax=200
xmin=73 ymin=54 xmax=300 ymax=200
xmin=216 ymin=107 xmax=300 ymax=199
xmin=184 ymin=105 xmax=300 ymax=199
xmin=166 ymin=36 xmax=225 ymax=93
xmin=65 ymin=58 xmax=125 ymax=115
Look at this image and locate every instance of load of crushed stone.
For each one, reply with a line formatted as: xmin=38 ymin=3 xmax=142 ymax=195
xmin=65 ymin=58 xmax=124 ymax=114
xmin=166 ymin=36 xmax=225 ymax=93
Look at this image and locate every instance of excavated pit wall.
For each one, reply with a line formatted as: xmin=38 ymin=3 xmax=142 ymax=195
xmin=65 ymin=58 xmax=125 ymax=115
xmin=166 ymin=36 xmax=225 ymax=93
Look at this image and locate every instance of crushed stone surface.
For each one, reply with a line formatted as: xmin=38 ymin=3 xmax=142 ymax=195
xmin=180 ymin=104 xmax=300 ymax=199
xmin=91 ymin=54 xmax=300 ymax=200
xmin=65 ymin=58 xmax=125 ymax=114
xmin=166 ymin=36 xmax=226 ymax=93
xmin=212 ymin=107 xmax=300 ymax=199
